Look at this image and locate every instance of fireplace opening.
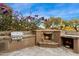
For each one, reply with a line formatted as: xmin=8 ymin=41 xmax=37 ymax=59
xmin=61 ymin=37 xmax=73 ymax=49
xmin=43 ymin=32 xmax=52 ymax=40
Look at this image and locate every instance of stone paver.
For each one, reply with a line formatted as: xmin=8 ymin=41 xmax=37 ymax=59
xmin=0 ymin=46 xmax=79 ymax=56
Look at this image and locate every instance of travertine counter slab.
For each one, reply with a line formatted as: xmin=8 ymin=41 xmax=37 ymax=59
xmin=61 ymin=34 xmax=79 ymax=38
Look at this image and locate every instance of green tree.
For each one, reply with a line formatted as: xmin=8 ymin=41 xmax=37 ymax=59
xmin=69 ymin=19 xmax=79 ymax=32
xmin=44 ymin=17 xmax=62 ymax=29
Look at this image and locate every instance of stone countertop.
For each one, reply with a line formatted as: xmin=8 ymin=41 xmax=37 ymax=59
xmin=0 ymin=35 xmax=35 ymax=40
xmin=61 ymin=34 xmax=79 ymax=38
xmin=0 ymin=36 xmax=11 ymax=40
xmin=23 ymin=35 xmax=35 ymax=38
xmin=36 ymin=29 xmax=61 ymax=32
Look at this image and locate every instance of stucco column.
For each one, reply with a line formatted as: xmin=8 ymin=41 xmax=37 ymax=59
xmin=74 ymin=38 xmax=79 ymax=53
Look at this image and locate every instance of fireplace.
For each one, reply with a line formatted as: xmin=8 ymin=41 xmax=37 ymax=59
xmin=36 ymin=29 xmax=61 ymax=48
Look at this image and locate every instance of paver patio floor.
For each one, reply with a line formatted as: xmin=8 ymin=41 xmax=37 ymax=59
xmin=0 ymin=46 xmax=79 ymax=56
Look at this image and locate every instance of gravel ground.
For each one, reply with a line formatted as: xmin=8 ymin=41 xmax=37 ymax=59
xmin=0 ymin=46 xmax=79 ymax=56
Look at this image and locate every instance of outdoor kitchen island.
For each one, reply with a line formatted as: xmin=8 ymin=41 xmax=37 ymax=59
xmin=0 ymin=31 xmax=35 ymax=52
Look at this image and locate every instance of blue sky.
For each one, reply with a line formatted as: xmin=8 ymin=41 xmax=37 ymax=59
xmin=7 ymin=3 xmax=79 ymax=20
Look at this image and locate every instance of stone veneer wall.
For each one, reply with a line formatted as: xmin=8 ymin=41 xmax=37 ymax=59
xmin=53 ymin=31 xmax=61 ymax=46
